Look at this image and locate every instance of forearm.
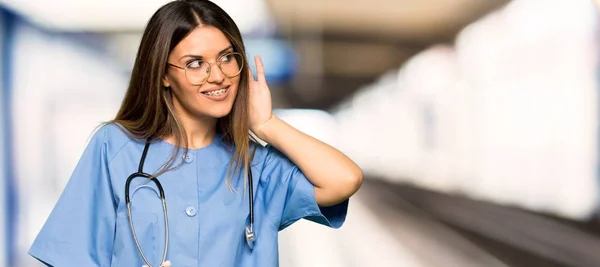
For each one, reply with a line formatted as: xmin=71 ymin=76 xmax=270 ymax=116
xmin=256 ymin=115 xmax=363 ymax=206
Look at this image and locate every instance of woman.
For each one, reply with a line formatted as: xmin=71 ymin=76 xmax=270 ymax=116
xmin=28 ymin=0 xmax=363 ymax=266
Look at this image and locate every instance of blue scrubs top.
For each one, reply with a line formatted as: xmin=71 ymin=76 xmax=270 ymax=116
xmin=28 ymin=124 xmax=348 ymax=266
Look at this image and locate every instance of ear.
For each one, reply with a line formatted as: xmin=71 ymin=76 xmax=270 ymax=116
xmin=162 ymin=75 xmax=171 ymax=88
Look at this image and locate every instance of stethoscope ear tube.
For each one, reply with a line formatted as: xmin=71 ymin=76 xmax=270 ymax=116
xmin=125 ymin=139 xmax=170 ymax=267
xmin=125 ymin=173 xmax=165 ymax=204
xmin=125 ymin=174 xmax=170 ymax=267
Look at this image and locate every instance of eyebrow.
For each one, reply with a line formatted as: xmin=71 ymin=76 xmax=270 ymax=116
xmin=179 ymin=46 xmax=234 ymax=61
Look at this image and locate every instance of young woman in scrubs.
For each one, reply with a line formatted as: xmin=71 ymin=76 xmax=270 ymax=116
xmin=28 ymin=0 xmax=363 ymax=266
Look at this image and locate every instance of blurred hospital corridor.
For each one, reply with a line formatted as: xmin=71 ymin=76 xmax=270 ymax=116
xmin=2 ymin=0 xmax=600 ymax=266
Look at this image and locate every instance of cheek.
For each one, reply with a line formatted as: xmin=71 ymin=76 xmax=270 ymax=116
xmin=230 ymin=83 xmax=239 ymax=96
xmin=170 ymin=84 xmax=201 ymax=108
xmin=229 ymin=78 xmax=241 ymax=97
xmin=228 ymin=85 xmax=241 ymax=104
xmin=171 ymin=79 xmax=199 ymax=97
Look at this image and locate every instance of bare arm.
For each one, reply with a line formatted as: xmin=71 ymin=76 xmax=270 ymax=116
xmin=255 ymin=115 xmax=363 ymax=207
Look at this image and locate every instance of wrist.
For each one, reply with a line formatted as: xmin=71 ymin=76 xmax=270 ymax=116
xmin=253 ymin=114 xmax=278 ymax=143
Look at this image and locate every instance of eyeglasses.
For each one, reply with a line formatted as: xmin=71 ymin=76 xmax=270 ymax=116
xmin=167 ymin=52 xmax=244 ymax=85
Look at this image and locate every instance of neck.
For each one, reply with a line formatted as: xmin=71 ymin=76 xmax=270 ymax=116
xmin=181 ymin=115 xmax=217 ymax=149
xmin=167 ymin=104 xmax=218 ymax=149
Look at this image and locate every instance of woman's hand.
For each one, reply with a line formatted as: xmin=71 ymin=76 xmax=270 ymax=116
xmin=248 ymin=55 xmax=274 ymax=138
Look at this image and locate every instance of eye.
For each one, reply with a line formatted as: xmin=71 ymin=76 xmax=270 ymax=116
xmin=219 ymin=54 xmax=233 ymax=63
xmin=186 ymin=59 xmax=204 ymax=69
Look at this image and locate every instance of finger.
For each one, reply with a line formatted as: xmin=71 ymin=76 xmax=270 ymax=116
xmin=247 ymin=66 xmax=255 ymax=82
xmin=254 ymin=55 xmax=266 ymax=84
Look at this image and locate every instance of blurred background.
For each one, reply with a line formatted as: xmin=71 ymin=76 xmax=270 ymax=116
xmin=1 ymin=0 xmax=600 ymax=266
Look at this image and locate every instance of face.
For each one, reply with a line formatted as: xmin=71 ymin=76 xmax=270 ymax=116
xmin=163 ymin=26 xmax=241 ymax=122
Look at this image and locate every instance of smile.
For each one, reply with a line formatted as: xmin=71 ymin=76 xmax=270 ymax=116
xmin=200 ymin=86 xmax=230 ymax=101
xmin=202 ymin=88 xmax=228 ymax=96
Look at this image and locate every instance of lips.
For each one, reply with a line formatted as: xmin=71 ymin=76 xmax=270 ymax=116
xmin=201 ymin=86 xmax=229 ymax=94
xmin=202 ymin=88 xmax=227 ymax=96
xmin=200 ymin=85 xmax=230 ymax=101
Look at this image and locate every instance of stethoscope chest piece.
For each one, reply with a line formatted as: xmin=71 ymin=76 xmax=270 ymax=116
xmin=245 ymin=225 xmax=255 ymax=249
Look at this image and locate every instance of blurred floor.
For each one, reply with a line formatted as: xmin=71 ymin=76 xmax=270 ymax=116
xmin=279 ymin=178 xmax=600 ymax=267
xmin=279 ymin=187 xmax=426 ymax=267
xmin=279 ymin=180 xmax=507 ymax=267
xmin=366 ymin=179 xmax=600 ymax=267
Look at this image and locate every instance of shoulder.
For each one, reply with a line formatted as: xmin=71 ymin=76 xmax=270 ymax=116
xmin=87 ymin=122 xmax=139 ymax=162
xmin=251 ymin=144 xmax=292 ymax=168
xmin=251 ymin=144 xmax=299 ymax=186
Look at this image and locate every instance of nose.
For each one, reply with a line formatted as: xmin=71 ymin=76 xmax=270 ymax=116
xmin=206 ymin=63 xmax=225 ymax=84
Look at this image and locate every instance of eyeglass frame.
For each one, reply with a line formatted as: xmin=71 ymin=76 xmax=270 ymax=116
xmin=167 ymin=51 xmax=245 ymax=85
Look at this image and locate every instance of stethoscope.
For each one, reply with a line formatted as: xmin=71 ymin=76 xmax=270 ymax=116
xmin=125 ymin=138 xmax=256 ymax=267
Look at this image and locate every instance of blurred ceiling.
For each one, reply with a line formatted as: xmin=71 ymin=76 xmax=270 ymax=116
xmin=267 ymin=0 xmax=509 ymax=44
xmin=0 ymin=0 xmax=508 ymax=43
xmin=0 ymin=0 xmax=170 ymax=31
xmin=0 ymin=0 xmax=274 ymax=34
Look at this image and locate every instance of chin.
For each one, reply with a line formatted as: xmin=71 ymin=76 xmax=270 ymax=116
xmin=211 ymin=110 xmax=232 ymax=119
xmin=205 ymin=104 xmax=234 ymax=119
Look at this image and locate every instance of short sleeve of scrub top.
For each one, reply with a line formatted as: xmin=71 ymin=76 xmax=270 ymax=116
xmin=258 ymin=146 xmax=349 ymax=231
xmin=28 ymin=127 xmax=116 ymax=266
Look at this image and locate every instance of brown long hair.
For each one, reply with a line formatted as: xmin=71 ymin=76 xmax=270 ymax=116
xmin=110 ymin=0 xmax=252 ymax=182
